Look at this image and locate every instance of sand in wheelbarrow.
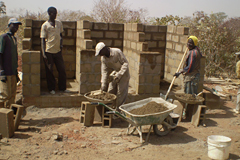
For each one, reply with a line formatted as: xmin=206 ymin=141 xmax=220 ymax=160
xmin=129 ymin=101 xmax=168 ymax=115
xmin=87 ymin=92 xmax=116 ymax=101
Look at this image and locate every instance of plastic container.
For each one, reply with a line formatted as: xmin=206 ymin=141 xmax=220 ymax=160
xmin=207 ymin=135 xmax=232 ymax=160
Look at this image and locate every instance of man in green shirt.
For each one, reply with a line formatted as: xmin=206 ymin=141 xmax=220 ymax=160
xmin=0 ymin=18 xmax=22 ymax=108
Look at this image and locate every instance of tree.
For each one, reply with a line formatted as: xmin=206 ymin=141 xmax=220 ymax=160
xmin=91 ymin=0 xmax=147 ymax=23
xmin=0 ymin=1 xmax=6 ymax=15
xmin=150 ymin=15 xmax=183 ymax=26
xmin=184 ymin=11 xmax=240 ymax=78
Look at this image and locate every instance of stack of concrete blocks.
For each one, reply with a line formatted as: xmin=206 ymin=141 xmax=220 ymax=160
xmin=22 ymin=19 xmax=77 ymax=91
xmin=123 ymin=23 xmax=165 ymax=94
xmin=22 ymin=50 xmax=41 ymax=97
xmin=76 ymin=20 xmax=124 ymax=94
xmin=164 ymin=25 xmax=205 ymax=92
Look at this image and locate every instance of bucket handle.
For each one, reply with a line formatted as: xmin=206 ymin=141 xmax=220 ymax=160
xmin=208 ymin=142 xmax=231 ymax=148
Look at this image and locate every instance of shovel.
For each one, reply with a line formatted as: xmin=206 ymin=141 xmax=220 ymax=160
xmin=161 ymin=47 xmax=189 ymax=100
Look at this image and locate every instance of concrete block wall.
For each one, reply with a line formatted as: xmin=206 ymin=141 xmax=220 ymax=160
xmin=164 ymin=26 xmax=189 ymax=87
xmin=124 ymin=23 xmax=165 ymax=94
xmin=23 ymin=19 xmax=77 ymax=89
xmin=22 ymin=51 xmax=41 ymax=97
xmin=76 ymin=20 xmax=124 ymax=94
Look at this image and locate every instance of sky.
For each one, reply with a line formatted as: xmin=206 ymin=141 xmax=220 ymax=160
xmin=5 ymin=0 xmax=240 ymax=18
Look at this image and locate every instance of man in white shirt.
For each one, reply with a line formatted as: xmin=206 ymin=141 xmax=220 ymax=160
xmin=95 ymin=42 xmax=130 ymax=109
xmin=40 ymin=6 xmax=67 ymax=94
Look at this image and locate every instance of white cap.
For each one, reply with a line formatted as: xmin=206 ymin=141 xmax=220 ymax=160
xmin=95 ymin=42 xmax=105 ymax=56
xmin=8 ymin=18 xmax=22 ymax=26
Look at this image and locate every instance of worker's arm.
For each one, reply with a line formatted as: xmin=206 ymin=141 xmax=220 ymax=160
xmin=0 ymin=35 xmax=5 ymax=72
xmin=41 ymin=38 xmax=47 ymax=59
xmin=114 ymin=50 xmax=129 ymax=81
xmin=101 ymin=57 xmax=110 ymax=92
xmin=40 ymin=23 xmax=47 ymax=59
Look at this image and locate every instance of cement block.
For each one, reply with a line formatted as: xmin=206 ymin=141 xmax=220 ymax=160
xmin=91 ymin=31 xmax=104 ymax=38
xmin=22 ymin=38 xmax=32 ymax=50
xmin=132 ymin=23 xmax=143 ymax=32
xmin=166 ymin=42 xmax=173 ymax=49
xmin=167 ymin=25 xmax=176 ymax=33
xmin=0 ymin=108 xmax=14 ymax=138
xmin=24 ymin=27 xmax=32 ymax=38
xmin=77 ymin=20 xmax=90 ymax=29
xmin=180 ymin=36 xmax=188 ymax=44
xmin=22 ymin=74 xmax=30 ymax=85
xmin=84 ymin=40 xmax=93 ymax=49
xmin=31 ymin=75 xmax=40 ymax=84
xmin=172 ymin=35 xmax=179 ymax=43
xmin=25 ymin=19 xmax=32 ymax=27
xmin=145 ymin=33 xmax=151 ymax=40
xmin=175 ymin=43 xmax=183 ymax=52
xmin=62 ymin=21 xmax=76 ymax=29
xmin=93 ymin=22 xmax=108 ymax=30
xmin=30 ymin=51 xmax=40 ymax=63
xmin=32 ymin=20 xmax=44 ymax=28
xmin=30 ymin=64 xmax=40 ymax=74
xmin=158 ymin=41 xmax=166 ymax=48
xmin=147 ymin=41 xmax=157 ymax=48
xmin=152 ymin=33 xmax=166 ymax=41
xmin=114 ymin=40 xmax=123 ymax=47
xmin=109 ymin=23 xmax=124 ymax=31
xmin=105 ymin=31 xmax=119 ymax=38
xmin=22 ymin=64 xmax=30 ymax=73
xmin=63 ymin=38 xmax=75 ymax=46
xmin=177 ymin=26 xmax=189 ymax=35
xmin=159 ymin=25 xmax=167 ymax=32
xmin=22 ymin=52 xmax=30 ymax=63
xmin=144 ymin=25 xmax=158 ymax=32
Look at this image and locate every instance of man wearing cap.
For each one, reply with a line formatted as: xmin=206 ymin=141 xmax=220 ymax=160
xmin=95 ymin=42 xmax=130 ymax=109
xmin=0 ymin=18 xmax=22 ymax=108
xmin=234 ymin=52 xmax=240 ymax=114
xmin=41 ymin=6 xmax=67 ymax=94
xmin=174 ymin=36 xmax=202 ymax=94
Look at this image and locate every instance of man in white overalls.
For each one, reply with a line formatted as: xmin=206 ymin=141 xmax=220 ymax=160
xmin=95 ymin=42 xmax=130 ymax=109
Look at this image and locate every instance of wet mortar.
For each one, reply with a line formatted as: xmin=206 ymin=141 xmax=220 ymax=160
xmin=87 ymin=92 xmax=116 ymax=101
xmin=175 ymin=93 xmax=204 ymax=104
xmin=129 ymin=101 xmax=168 ymax=115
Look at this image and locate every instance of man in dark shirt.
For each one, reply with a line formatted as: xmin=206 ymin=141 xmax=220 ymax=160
xmin=174 ymin=36 xmax=202 ymax=94
xmin=0 ymin=18 xmax=22 ymax=108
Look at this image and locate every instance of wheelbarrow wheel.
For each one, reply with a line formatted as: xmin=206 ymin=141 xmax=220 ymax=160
xmin=153 ymin=115 xmax=173 ymax=136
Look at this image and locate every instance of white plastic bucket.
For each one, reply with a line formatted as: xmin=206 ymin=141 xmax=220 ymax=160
xmin=207 ymin=135 xmax=232 ymax=160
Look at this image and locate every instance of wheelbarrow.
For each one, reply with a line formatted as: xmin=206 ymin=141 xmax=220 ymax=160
xmin=92 ymin=97 xmax=178 ymax=143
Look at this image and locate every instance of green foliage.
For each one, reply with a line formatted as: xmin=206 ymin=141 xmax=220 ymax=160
xmin=183 ymin=11 xmax=240 ymax=78
xmin=150 ymin=15 xmax=183 ymax=26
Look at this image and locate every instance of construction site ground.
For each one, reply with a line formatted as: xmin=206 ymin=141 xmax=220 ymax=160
xmin=0 ymin=79 xmax=240 ymax=160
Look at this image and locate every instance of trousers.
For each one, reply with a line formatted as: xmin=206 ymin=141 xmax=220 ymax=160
xmin=44 ymin=51 xmax=66 ymax=91
xmin=0 ymin=75 xmax=17 ymax=108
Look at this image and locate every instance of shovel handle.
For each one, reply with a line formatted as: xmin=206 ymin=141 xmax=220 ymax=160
xmin=165 ymin=47 xmax=189 ymax=100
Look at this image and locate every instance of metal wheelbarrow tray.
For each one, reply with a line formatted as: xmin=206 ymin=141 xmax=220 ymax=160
xmin=119 ymin=97 xmax=177 ymax=143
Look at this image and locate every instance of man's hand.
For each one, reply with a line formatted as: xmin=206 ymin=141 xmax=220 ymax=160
xmin=174 ymin=72 xmax=181 ymax=78
xmin=114 ymin=76 xmax=120 ymax=83
xmin=43 ymin=53 xmax=47 ymax=59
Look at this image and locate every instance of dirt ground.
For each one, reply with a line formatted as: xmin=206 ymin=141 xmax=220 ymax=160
xmin=1 ymin=82 xmax=240 ymax=160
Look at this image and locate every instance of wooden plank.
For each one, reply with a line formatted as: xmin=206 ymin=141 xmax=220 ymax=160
xmin=191 ymin=105 xmax=207 ymax=127
xmin=10 ymin=104 xmax=24 ymax=131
